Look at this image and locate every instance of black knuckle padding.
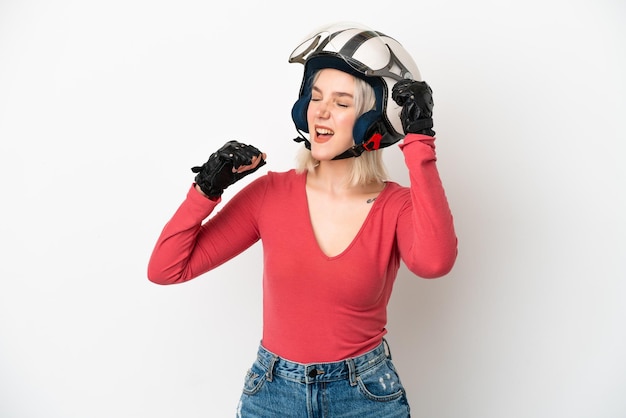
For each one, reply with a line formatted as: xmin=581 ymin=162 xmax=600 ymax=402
xmin=191 ymin=140 xmax=265 ymax=198
xmin=391 ymin=80 xmax=435 ymax=136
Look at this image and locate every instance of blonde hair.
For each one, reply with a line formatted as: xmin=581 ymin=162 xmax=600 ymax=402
xmin=295 ymin=71 xmax=388 ymax=186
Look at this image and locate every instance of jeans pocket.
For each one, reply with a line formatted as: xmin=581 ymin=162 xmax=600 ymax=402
xmin=241 ymin=361 xmax=268 ymax=396
xmin=356 ymin=359 xmax=406 ymax=402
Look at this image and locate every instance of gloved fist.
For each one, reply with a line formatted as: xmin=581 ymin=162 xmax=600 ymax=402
xmin=191 ymin=140 xmax=266 ymax=198
xmin=391 ymin=79 xmax=435 ymax=136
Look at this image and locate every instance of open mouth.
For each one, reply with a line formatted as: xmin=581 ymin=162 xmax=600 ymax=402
xmin=315 ymin=127 xmax=334 ymax=143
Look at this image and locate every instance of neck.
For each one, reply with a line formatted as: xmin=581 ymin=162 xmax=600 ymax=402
xmin=307 ymin=159 xmax=384 ymax=196
xmin=309 ymin=159 xmax=354 ymax=192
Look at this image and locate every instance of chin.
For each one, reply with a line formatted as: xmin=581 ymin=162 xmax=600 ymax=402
xmin=311 ymin=147 xmax=340 ymax=161
xmin=310 ymin=152 xmax=332 ymax=162
xmin=311 ymin=142 xmax=352 ymax=161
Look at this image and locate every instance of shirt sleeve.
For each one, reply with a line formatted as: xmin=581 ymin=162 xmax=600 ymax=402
xmin=396 ymin=134 xmax=458 ymax=278
xmin=147 ymin=178 xmax=267 ymax=284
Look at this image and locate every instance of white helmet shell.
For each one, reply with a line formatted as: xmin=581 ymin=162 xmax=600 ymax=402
xmin=289 ymin=22 xmax=421 ymax=144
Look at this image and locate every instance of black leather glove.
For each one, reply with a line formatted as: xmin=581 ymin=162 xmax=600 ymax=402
xmin=391 ymin=79 xmax=435 ymax=136
xmin=191 ymin=140 xmax=266 ymax=198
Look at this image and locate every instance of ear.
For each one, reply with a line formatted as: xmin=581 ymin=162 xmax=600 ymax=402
xmin=291 ymin=92 xmax=310 ymax=133
xmin=352 ymin=110 xmax=381 ymax=145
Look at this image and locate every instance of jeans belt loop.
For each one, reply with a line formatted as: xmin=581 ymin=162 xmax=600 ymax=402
xmin=346 ymin=358 xmax=358 ymax=387
xmin=266 ymin=354 xmax=278 ymax=382
xmin=383 ymin=337 xmax=392 ymax=360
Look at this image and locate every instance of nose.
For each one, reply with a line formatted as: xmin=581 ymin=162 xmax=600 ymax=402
xmin=315 ymin=102 xmax=330 ymax=118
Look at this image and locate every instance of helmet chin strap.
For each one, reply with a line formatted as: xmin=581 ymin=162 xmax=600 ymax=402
xmin=292 ymin=122 xmax=391 ymax=161
xmin=292 ymin=132 xmax=312 ymax=149
xmin=331 ymin=131 xmax=388 ymax=159
xmin=331 ymin=144 xmax=367 ymax=160
xmin=292 ymin=133 xmax=364 ymax=160
xmin=292 ymin=133 xmax=382 ymax=161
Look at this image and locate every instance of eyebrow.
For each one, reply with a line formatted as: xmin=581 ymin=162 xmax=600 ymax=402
xmin=311 ymin=86 xmax=354 ymax=99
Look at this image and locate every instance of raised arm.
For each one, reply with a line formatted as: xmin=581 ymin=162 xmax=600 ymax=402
xmin=393 ymin=80 xmax=458 ymax=278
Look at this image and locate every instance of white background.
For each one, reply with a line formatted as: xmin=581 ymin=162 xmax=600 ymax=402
xmin=1 ymin=0 xmax=625 ymax=417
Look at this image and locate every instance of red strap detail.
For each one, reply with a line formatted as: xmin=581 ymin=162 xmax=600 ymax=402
xmin=363 ymin=133 xmax=383 ymax=151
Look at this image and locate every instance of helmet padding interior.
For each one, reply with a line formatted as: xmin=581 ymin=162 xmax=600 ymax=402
xmin=291 ymin=54 xmax=386 ymax=145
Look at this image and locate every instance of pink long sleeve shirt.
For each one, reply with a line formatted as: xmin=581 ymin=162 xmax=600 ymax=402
xmin=148 ymin=134 xmax=457 ymax=363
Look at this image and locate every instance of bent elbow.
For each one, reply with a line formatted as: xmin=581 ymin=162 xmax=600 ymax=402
xmin=415 ymin=262 xmax=455 ymax=279
xmin=407 ymin=249 xmax=458 ymax=279
xmin=147 ymin=271 xmax=172 ymax=285
xmin=146 ymin=265 xmax=187 ymax=285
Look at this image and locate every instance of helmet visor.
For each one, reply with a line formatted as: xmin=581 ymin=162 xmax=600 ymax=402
xmin=289 ymin=22 xmax=415 ymax=81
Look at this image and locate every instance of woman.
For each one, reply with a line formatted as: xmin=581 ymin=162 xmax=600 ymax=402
xmin=148 ymin=22 xmax=457 ymax=417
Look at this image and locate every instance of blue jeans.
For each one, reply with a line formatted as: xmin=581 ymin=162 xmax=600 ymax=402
xmin=236 ymin=339 xmax=411 ymax=417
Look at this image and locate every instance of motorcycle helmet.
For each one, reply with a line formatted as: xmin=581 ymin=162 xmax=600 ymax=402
xmin=289 ymin=21 xmax=421 ymax=159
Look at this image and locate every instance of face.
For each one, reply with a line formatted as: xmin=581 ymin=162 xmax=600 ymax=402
xmin=307 ymin=68 xmax=358 ymax=161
